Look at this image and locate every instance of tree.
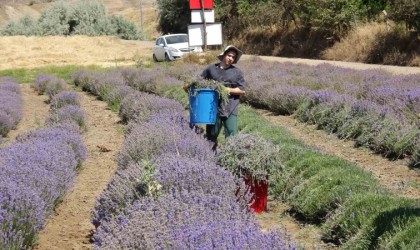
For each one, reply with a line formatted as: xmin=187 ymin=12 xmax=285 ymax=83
xmin=156 ymin=0 xmax=190 ymax=34
xmin=390 ymin=0 xmax=420 ymax=31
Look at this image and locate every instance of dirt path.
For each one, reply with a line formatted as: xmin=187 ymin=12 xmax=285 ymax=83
xmin=34 ymin=90 xmax=124 ymax=250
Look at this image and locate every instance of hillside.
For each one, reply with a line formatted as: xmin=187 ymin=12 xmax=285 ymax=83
xmin=0 ymin=0 xmax=158 ymax=39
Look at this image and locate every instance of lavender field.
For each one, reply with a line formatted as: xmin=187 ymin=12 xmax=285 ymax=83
xmin=239 ymin=58 xmax=420 ymax=165
xmin=0 ymin=75 xmax=87 ymax=249
xmin=142 ymin=59 xmax=419 ymax=166
xmin=69 ymin=69 xmax=296 ymax=249
xmin=1 ymin=57 xmax=418 ymax=249
xmin=71 ymin=66 xmax=419 ymax=249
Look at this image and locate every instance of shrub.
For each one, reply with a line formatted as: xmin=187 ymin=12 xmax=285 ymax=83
xmin=118 ymin=91 xmax=184 ymax=124
xmin=341 ymin=203 xmax=420 ymax=249
xmin=0 ymin=77 xmax=23 ymax=136
xmin=45 ymin=105 xmax=87 ymax=131
xmin=92 ymin=161 xmax=148 ymax=227
xmin=272 ymin=150 xmax=349 ymax=199
xmin=50 ymin=91 xmax=81 ymax=111
xmin=93 ymin=189 xmax=294 ymax=250
xmin=0 ymin=0 xmax=141 ymax=40
xmin=15 ymin=127 xmax=87 ymax=165
xmin=0 ymin=132 xmax=80 ymax=249
xmin=33 ymin=74 xmax=67 ymax=98
xmin=37 ymin=2 xmax=70 ymax=35
xmin=0 ymin=15 xmax=40 ymax=36
xmin=117 ymin=110 xmax=213 ymax=167
xmin=288 ymin=166 xmax=382 ymax=222
xmin=217 ymin=132 xmax=283 ymax=182
xmin=322 ymin=193 xmax=417 ymax=245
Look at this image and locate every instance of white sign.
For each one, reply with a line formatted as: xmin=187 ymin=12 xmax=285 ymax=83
xmin=191 ymin=10 xmax=215 ymax=23
xmin=188 ymin=23 xmax=222 ymax=46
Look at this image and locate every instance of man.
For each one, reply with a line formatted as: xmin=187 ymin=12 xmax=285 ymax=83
xmin=200 ymin=45 xmax=247 ymax=150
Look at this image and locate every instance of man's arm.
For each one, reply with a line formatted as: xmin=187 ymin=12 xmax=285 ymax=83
xmin=227 ymin=87 xmax=245 ymax=95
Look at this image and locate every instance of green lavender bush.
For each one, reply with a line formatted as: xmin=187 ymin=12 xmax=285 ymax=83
xmin=216 ymin=132 xmax=283 ymax=182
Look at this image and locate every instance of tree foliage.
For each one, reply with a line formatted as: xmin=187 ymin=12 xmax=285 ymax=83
xmin=156 ymin=0 xmax=190 ymax=34
xmin=215 ymin=0 xmax=418 ymax=39
xmin=390 ymin=0 xmax=420 ymax=31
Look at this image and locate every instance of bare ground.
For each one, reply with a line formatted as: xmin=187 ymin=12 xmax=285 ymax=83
xmin=33 ymin=89 xmax=125 ymax=250
xmin=1 ymin=36 xmax=419 ymax=249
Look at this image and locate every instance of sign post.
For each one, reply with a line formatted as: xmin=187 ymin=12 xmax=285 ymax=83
xmin=200 ymin=0 xmax=207 ymax=51
xmin=189 ymin=0 xmax=221 ymax=49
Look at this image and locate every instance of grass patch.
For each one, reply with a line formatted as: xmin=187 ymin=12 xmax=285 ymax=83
xmin=0 ymin=65 xmax=102 ymax=83
xmin=322 ymin=193 xmax=417 ymax=245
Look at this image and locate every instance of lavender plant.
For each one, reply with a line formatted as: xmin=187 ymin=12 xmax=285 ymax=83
xmin=115 ymin=67 xmax=164 ymax=93
xmin=217 ymin=132 xmax=283 ymax=182
xmin=0 ymin=77 xmax=21 ymax=94
xmin=45 ymin=104 xmax=87 ymax=131
xmin=50 ymin=91 xmax=81 ymax=111
xmin=92 ymin=161 xmax=148 ymax=227
xmin=0 ymin=132 xmax=81 ymax=249
xmin=118 ymin=91 xmax=184 ymax=124
xmin=322 ymin=193 xmax=416 ymax=245
xmin=153 ymin=153 xmax=240 ymax=199
xmin=15 ymin=127 xmax=88 ymax=165
xmin=93 ymin=189 xmax=295 ymax=250
xmin=0 ymin=78 xmax=87 ymax=249
xmin=33 ymin=74 xmax=67 ymax=98
xmin=0 ymin=77 xmax=23 ymax=136
xmin=117 ymin=109 xmax=214 ymax=168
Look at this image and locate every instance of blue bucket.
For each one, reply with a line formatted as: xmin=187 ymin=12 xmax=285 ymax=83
xmin=189 ymin=88 xmax=219 ymax=124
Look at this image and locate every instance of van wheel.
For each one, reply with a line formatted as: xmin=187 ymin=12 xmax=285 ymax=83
xmin=165 ymin=53 xmax=170 ymax=61
xmin=153 ymin=54 xmax=158 ymax=62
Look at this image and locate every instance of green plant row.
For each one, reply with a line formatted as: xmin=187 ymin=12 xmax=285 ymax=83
xmin=157 ymin=82 xmax=420 ymax=249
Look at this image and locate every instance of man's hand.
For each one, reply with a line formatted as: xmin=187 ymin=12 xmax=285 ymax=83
xmin=227 ymin=87 xmax=245 ymax=96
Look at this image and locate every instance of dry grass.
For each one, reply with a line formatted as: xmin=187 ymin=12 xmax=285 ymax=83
xmin=231 ymin=25 xmax=331 ymax=59
xmin=181 ymin=50 xmax=221 ymax=65
xmin=0 ymin=35 xmax=154 ymax=70
xmin=322 ymin=22 xmax=420 ymax=66
xmin=322 ymin=23 xmax=385 ymax=62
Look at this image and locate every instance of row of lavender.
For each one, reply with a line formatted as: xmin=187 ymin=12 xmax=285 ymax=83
xmin=72 ymin=70 xmax=295 ymax=249
xmin=91 ymin=66 xmax=420 ymax=248
xmin=142 ymin=60 xmax=419 ymax=166
xmin=0 ymin=77 xmax=23 ymax=140
xmin=0 ymin=75 xmax=87 ymax=249
xmin=238 ymin=58 xmax=420 ymax=165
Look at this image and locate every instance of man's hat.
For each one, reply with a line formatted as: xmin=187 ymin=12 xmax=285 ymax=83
xmin=217 ymin=45 xmax=243 ymax=64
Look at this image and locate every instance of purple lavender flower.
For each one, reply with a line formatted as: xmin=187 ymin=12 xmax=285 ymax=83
xmin=0 ymin=131 xmax=82 ymax=249
xmin=0 ymin=77 xmax=23 ymax=136
xmin=50 ymin=91 xmax=81 ymax=111
xmin=93 ymin=190 xmax=295 ymax=250
xmin=33 ymin=74 xmax=67 ymax=98
xmin=45 ymin=105 xmax=87 ymax=131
